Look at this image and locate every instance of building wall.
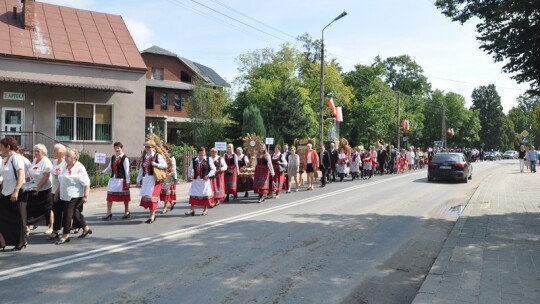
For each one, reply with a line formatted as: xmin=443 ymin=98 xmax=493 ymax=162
xmin=0 ymin=57 xmax=146 ymax=158
xmin=142 ymin=53 xmax=194 ymax=83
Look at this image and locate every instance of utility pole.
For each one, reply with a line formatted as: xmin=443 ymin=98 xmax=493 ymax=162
xmin=441 ymin=104 xmax=446 ymax=151
xmin=396 ymin=91 xmax=401 ymax=152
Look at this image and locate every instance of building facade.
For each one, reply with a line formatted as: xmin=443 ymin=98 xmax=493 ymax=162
xmin=0 ymin=0 xmax=146 ymax=157
xmin=141 ymin=45 xmax=227 ymax=144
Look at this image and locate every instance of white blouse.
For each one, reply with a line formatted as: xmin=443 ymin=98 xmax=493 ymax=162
xmin=29 ymin=156 xmax=53 ymax=191
xmin=1 ymin=153 xmax=26 ymax=196
xmin=51 ymin=158 xmax=66 ymax=193
xmin=58 ymin=161 xmax=90 ymax=201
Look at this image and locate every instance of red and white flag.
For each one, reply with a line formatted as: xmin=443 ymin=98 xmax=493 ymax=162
xmin=327 ymin=98 xmax=337 ymax=117
xmin=336 ymin=106 xmax=343 ymax=122
xmin=401 ymin=120 xmax=410 ymax=131
xmin=447 ymin=128 xmax=454 ymax=136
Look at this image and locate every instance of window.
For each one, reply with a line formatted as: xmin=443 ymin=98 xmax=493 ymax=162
xmin=174 ymin=93 xmax=182 ymax=111
xmin=180 ymin=71 xmax=191 ymax=83
xmin=146 ymin=91 xmax=154 ymax=109
xmin=151 ymin=67 xmax=164 ymax=80
xmin=56 ymin=102 xmax=112 ymax=141
xmin=160 ymin=93 xmax=168 ymax=110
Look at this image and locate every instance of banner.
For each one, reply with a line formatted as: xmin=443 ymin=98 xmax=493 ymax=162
xmin=336 ymin=106 xmax=343 ymax=122
xmin=327 ymin=98 xmax=337 ymax=117
xmin=401 ymin=120 xmax=410 ymax=131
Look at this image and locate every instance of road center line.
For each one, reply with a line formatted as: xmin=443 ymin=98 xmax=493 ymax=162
xmin=0 ymin=171 xmax=421 ymax=281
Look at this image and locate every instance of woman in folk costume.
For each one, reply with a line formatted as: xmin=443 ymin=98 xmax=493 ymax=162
xmin=286 ymin=146 xmax=300 ymax=193
xmin=160 ymin=144 xmax=177 ymax=214
xmin=362 ymin=146 xmax=374 ymax=179
xmin=223 ymin=144 xmax=239 ymax=202
xmin=185 ymin=146 xmax=216 ymax=216
xmin=371 ymin=146 xmax=378 ymax=177
xmin=302 ymin=143 xmax=319 ymax=190
xmin=398 ymin=148 xmax=408 ymax=174
xmin=102 ymin=142 xmax=131 ymax=220
xmin=136 ymin=139 xmax=168 ymax=224
xmin=235 ymin=147 xmax=251 ymax=198
xmin=253 ymin=146 xmax=274 ymax=203
xmin=270 ymin=145 xmax=287 ymax=198
xmin=209 ymin=148 xmax=227 ymax=207
xmin=349 ymin=146 xmax=361 ymax=180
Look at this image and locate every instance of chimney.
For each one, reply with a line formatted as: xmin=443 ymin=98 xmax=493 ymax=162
xmin=22 ymin=0 xmax=35 ymax=29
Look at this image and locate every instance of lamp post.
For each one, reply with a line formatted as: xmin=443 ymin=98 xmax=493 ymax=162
xmin=319 ymin=11 xmax=347 ymax=148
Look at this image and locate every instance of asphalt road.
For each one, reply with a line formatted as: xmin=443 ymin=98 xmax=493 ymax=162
xmin=0 ymin=160 xmax=508 ymax=304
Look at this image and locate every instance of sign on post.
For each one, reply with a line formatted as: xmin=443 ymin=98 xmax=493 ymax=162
xmin=521 ymin=130 xmax=529 ymax=137
xmin=265 ymin=138 xmax=274 ymax=145
xmin=214 ymin=142 xmax=227 ymax=151
xmin=94 ymin=152 xmax=107 ymax=164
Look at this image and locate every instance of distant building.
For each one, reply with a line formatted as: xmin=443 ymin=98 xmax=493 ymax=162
xmin=0 ymin=0 xmax=146 ymax=156
xmin=141 ymin=45 xmax=227 ymax=144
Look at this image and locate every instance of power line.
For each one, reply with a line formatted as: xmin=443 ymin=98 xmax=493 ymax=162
xmin=185 ymin=0 xmax=291 ymax=43
xmin=207 ymin=0 xmax=297 ymax=40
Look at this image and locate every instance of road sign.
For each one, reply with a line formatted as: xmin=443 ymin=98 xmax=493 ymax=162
xmin=521 ymin=130 xmax=529 ymax=137
xmin=402 ymin=136 xmax=408 ymax=142
xmin=521 ymin=136 xmax=529 ymax=144
xmin=434 ymin=141 xmax=442 ymax=147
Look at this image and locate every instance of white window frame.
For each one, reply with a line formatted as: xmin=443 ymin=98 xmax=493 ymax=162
xmin=55 ymin=101 xmax=113 ymax=142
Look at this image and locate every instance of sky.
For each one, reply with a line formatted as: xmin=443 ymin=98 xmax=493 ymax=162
xmin=39 ymin=0 xmax=531 ymax=113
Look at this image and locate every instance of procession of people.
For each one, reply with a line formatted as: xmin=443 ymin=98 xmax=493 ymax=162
xmin=2 ymin=130 xmax=521 ymax=252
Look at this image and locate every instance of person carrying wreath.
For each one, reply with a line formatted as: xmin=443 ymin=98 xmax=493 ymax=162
xmin=136 ymin=139 xmax=168 ymax=224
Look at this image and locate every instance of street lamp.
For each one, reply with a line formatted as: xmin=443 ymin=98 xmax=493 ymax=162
xmin=319 ymin=11 xmax=347 ymax=148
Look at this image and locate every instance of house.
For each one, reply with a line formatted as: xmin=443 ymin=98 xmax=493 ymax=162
xmin=141 ymin=45 xmax=227 ymax=144
xmin=0 ymin=0 xmax=146 ymax=157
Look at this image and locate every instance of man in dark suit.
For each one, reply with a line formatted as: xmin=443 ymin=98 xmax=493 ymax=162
xmin=329 ymin=142 xmax=338 ymax=182
xmin=319 ymin=145 xmax=331 ymax=187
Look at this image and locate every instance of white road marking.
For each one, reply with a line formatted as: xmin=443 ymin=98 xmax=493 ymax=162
xmin=0 ymin=172 xmax=423 ymax=281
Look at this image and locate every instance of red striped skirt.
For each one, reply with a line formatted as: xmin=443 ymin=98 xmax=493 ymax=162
xmin=253 ymin=165 xmax=271 ymax=194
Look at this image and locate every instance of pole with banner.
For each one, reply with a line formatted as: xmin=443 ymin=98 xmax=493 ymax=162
xmin=94 ymin=152 xmax=107 ymax=187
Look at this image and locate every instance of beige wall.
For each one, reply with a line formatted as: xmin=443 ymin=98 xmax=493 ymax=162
xmin=0 ymin=57 xmax=146 ymax=158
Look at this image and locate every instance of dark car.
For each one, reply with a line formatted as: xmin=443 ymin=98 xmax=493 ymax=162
xmin=427 ymin=152 xmax=473 ymax=183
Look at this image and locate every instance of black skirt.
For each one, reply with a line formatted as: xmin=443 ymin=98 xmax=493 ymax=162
xmin=306 ymin=164 xmax=314 ymax=173
xmin=26 ymin=188 xmax=53 ymax=226
xmin=0 ymin=193 xmax=28 ymax=248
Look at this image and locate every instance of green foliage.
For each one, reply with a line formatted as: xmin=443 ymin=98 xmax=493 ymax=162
xmin=187 ymin=78 xmax=231 ymax=147
xmin=90 ymin=173 xmax=110 ymax=188
xmin=242 ymin=105 xmax=266 ymax=138
xmin=508 ymin=93 xmax=540 ymax=148
xmin=435 ymin=0 xmax=540 ymax=94
xmin=471 ymin=84 xmax=507 ymax=150
xmin=169 ymin=143 xmax=196 ymax=179
xmin=376 ymin=55 xmax=432 ymax=96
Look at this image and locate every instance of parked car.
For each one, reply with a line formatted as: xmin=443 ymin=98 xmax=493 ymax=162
xmin=485 ymin=151 xmax=502 ymax=161
xmin=428 ymin=152 xmax=473 ymax=183
xmin=502 ymin=150 xmax=518 ymax=159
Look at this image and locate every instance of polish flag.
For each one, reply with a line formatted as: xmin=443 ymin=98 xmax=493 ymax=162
xmin=327 ymin=98 xmax=337 ymax=117
xmin=401 ymin=120 xmax=410 ymax=131
xmin=336 ymin=106 xmax=343 ymax=122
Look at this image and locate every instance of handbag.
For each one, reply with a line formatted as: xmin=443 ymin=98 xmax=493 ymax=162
xmin=226 ymin=168 xmax=234 ymax=175
xmin=153 ymin=166 xmax=168 ymax=182
xmin=21 ymin=181 xmax=38 ymax=193
xmin=278 ymin=164 xmax=287 ymax=172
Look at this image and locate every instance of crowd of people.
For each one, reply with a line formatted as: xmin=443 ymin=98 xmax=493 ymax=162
xmin=184 ymin=142 xmax=436 ymax=215
xmin=7 ymin=131 xmax=534 ymax=252
xmin=0 ymin=136 xmax=92 ymax=251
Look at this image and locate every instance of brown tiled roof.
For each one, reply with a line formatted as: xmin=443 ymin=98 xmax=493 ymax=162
xmin=0 ymin=0 xmax=146 ymax=71
xmin=0 ymin=76 xmax=133 ymax=93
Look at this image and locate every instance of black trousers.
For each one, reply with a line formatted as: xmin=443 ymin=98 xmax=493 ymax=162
xmin=319 ymin=166 xmax=327 ymax=185
xmin=61 ymin=197 xmax=87 ymax=235
xmin=0 ymin=193 xmax=28 ymax=248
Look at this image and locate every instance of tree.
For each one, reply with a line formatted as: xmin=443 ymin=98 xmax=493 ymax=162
xmin=435 ymin=0 xmax=540 ymax=94
xmin=242 ymin=105 xmax=266 ymax=138
xmin=376 ymin=55 xmax=432 ymax=97
xmin=508 ymin=93 xmax=540 ymax=147
xmin=471 ymin=84 xmax=506 ymax=150
xmin=187 ymin=78 xmax=230 ymax=147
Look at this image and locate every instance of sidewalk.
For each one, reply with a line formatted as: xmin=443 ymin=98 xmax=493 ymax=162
xmin=412 ymin=163 xmax=540 ymax=304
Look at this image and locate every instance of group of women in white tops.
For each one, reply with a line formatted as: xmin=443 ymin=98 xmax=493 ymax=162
xmin=0 ymin=136 xmax=92 ymax=251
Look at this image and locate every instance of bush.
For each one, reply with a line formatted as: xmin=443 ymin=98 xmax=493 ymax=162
xmin=170 ymin=143 xmax=196 ymax=180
